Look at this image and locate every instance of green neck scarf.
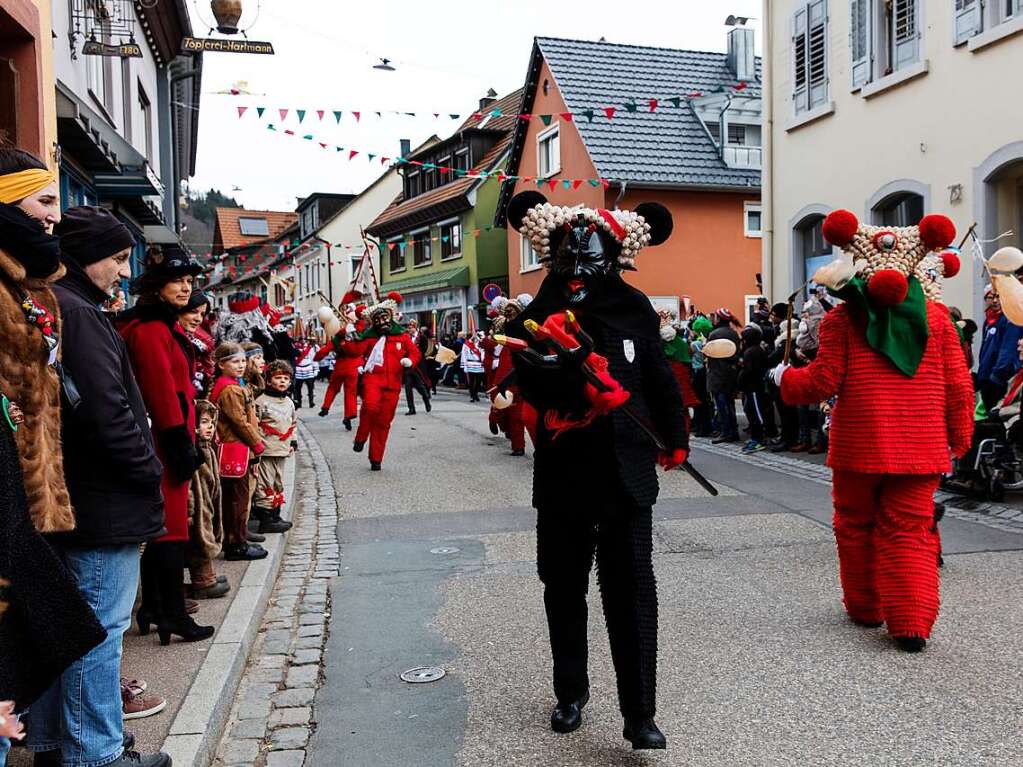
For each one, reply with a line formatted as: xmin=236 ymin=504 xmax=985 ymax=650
xmin=662 ymin=335 xmax=691 ymax=364
xmin=359 ymin=321 xmax=404 ymax=340
xmin=829 ymin=276 xmax=929 ymax=377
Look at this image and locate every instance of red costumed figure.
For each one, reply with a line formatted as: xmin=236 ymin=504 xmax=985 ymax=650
xmin=776 ymin=209 xmax=973 ymax=652
xmin=489 ymin=294 xmax=537 ymax=455
xmin=317 ymin=300 xmax=364 ymax=430
xmin=352 ymin=293 xmax=420 ymax=469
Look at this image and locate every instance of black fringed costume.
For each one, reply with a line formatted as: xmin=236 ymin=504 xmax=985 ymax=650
xmin=504 ymin=192 xmax=688 ymax=735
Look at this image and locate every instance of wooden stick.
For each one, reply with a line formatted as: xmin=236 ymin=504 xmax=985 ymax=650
xmin=957 ymin=222 xmax=978 ymax=251
xmin=782 ymin=301 xmax=795 ymax=365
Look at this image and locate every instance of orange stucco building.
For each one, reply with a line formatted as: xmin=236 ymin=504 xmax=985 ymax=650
xmin=498 ymin=35 xmax=764 ymax=320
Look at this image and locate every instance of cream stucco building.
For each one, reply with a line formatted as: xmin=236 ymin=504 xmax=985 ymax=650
xmin=761 ymin=0 xmax=1023 ymax=319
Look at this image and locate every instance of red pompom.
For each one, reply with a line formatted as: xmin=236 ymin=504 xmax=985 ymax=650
xmin=387 ymin=290 xmax=403 ymax=303
xmin=340 ymin=290 xmax=361 ymax=305
xmin=867 ymin=269 xmax=909 ymax=307
xmin=919 ymin=214 xmax=956 ymax=251
xmin=941 ymin=249 xmax=961 ymax=278
xmin=355 ymin=303 xmax=367 ymax=315
xmin=822 ymin=209 xmax=859 ymax=247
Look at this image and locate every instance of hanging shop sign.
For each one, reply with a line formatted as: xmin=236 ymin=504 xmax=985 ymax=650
xmin=82 ymin=39 xmax=143 ymax=58
xmin=182 ymin=37 xmax=275 ymax=55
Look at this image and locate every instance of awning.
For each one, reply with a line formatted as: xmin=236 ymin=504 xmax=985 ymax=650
xmin=143 ymin=224 xmax=184 ymax=246
xmin=381 ymin=266 xmax=470 ymax=295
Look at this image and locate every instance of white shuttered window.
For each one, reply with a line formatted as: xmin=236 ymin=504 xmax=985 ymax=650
xmin=892 ymin=0 xmax=920 ymax=68
xmin=850 ymin=0 xmax=872 ymax=86
xmin=849 ymin=0 xmax=923 ymax=87
xmin=953 ymin=0 xmax=983 ymax=45
xmin=793 ymin=1 xmax=829 ymax=114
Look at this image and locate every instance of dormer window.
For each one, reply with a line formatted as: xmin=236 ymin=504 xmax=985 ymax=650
xmin=454 ymin=148 xmax=470 ymax=174
xmin=407 ymin=170 xmax=420 ymax=199
xmin=239 ymin=217 xmax=269 ymax=236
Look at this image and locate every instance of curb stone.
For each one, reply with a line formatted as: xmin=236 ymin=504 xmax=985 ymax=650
xmin=212 ymin=422 xmax=341 ymax=767
xmin=158 ymin=442 xmax=299 ymax=767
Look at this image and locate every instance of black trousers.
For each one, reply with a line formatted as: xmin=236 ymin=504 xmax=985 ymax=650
xmin=466 ymin=371 xmax=484 ymax=402
xmin=536 ymin=501 xmax=657 ymax=720
xmin=140 ymin=540 xmax=189 ymax=622
xmin=742 ymin=390 xmax=775 ymax=442
xmin=404 ymin=369 xmax=431 ymax=412
xmin=293 ymin=379 xmax=315 ymax=406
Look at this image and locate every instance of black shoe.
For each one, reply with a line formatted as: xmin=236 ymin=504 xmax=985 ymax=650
xmin=295 ymin=401 xmax=302 ymax=409
xmin=156 ymin=615 xmax=214 ymax=646
xmin=309 ymin=399 xmax=315 ymax=408
xmin=108 ymin=749 xmax=172 ymax=766
xmin=405 ymin=410 xmax=416 ymax=416
xmin=318 ymin=408 xmax=329 ymax=417
xmin=247 ymin=530 xmax=266 ymax=543
xmin=425 ymin=399 xmax=431 ymax=412
xmin=353 ymin=441 xmax=365 ymax=453
xmin=370 ymin=461 xmax=381 ymax=471
xmin=343 ymin=417 xmax=352 ymax=431
xmin=711 ymin=436 xmax=738 ymax=444
xmin=850 ymin=616 xmax=883 ymax=628
xmin=224 ymin=544 xmax=269 ymax=561
xmin=550 ymin=691 xmax=589 ymax=734
xmin=895 ymin=636 xmax=927 ymax=653
xmin=124 ymin=732 xmax=135 ymax=752
xmin=259 ymin=515 xmax=292 ymax=534
xmin=510 ymin=448 xmax=525 ymax=456
xmin=489 ymin=421 xmax=499 ymax=435
xmin=623 ymin=718 xmax=666 ymax=750
xmin=769 ymin=442 xmax=790 ymax=453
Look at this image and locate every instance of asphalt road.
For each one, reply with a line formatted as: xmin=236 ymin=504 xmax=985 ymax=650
xmin=304 ymin=390 xmax=1023 ymax=767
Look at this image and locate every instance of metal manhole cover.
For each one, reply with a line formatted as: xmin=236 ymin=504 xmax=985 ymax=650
xmin=400 ymin=666 xmax=446 ymax=684
xmin=429 ymin=546 xmax=460 ymax=554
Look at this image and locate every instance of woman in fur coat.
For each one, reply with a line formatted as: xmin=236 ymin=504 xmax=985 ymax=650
xmin=118 ymin=247 xmax=213 ymax=646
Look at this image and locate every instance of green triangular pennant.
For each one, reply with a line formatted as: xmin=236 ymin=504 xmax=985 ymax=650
xmin=583 ymin=109 xmax=595 ymax=122
xmin=562 ymin=179 xmax=572 ymax=189
xmin=539 ymin=114 xmax=552 ymax=126
xmin=267 ymin=123 xmax=276 ymax=131
xmin=368 ymin=154 xmax=375 ymax=161
xmin=449 ymin=114 xmax=460 ymax=120
xmin=333 ymin=111 xmax=343 ymax=123
xmin=668 ymin=96 xmax=682 ymax=108
xmin=588 ymin=179 xmax=600 ymax=187
xmin=297 ymin=110 xmax=306 ymax=123
xmin=624 ymin=102 xmax=638 ymax=113
xmin=256 ymin=107 xmax=266 ymax=118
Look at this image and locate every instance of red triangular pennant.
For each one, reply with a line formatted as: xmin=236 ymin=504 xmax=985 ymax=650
xmin=547 ymin=178 xmax=558 ymax=191
xmin=279 ymin=109 xmax=289 ymax=121
xmin=604 ymin=107 xmax=616 ymax=120
xmin=518 ymin=114 xmax=532 ymax=121
xmin=237 ymin=106 xmax=248 ymax=118
xmin=648 ymin=98 xmax=658 ymax=112
xmin=349 ymin=150 xmax=358 ymax=160
xmin=572 ymin=179 xmax=583 ymax=190
xmin=559 ymin=112 xmax=573 ymax=122
xmin=319 ymin=142 xmax=327 ymax=148
xmin=284 ymin=129 xmax=295 ymax=135
xmin=600 ymin=179 xmax=611 ymax=190
xmin=352 ymin=111 xmax=361 ymax=122
xmin=734 ymin=81 xmax=748 ymax=91
xmin=381 ymin=157 xmax=389 ymax=165
xmin=316 ymin=110 xmax=325 ymax=120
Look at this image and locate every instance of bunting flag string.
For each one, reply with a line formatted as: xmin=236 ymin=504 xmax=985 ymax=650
xmin=226 ymin=80 xmax=752 ymax=126
xmin=260 ymin=122 xmax=612 ymax=189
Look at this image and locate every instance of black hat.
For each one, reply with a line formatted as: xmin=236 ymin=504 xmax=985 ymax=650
xmin=131 ymin=244 xmax=202 ymax=295
xmin=54 ymin=206 xmax=134 ymax=266
xmin=177 ymin=289 xmax=211 ymax=314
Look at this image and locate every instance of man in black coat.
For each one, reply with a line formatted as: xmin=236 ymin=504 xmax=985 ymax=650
xmin=33 ymin=207 xmax=171 ymax=767
xmin=706 ymin=311 xmax=741 ymax=443
xmin=503 ymin=192 xmax=687 ymax=750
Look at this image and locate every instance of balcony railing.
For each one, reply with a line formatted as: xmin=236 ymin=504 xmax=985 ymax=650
xmin=723 ymin=145 xmax=762 ymax=169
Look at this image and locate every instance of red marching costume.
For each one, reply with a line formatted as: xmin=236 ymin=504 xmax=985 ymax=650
xmin=353 ymin=294 xmax=420 ymax=469
xmin=778 ymin=209 xmax=973 ymax=651
xmin=488 ymin=294 xmax=537 ymax=454
xmin=317 ymin=304 xmax=365 ymax=426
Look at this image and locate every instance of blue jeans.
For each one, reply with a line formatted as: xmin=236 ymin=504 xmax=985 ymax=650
xmin=713 ymin=390 xmax=739 ymax=439
xmin=0 ymin=735 xmax=10 ymax=767
xmin=28 ymin=544 xmax=139 ymax=767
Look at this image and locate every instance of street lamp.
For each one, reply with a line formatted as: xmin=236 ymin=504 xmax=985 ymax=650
xmin=211 ymin=0 xmax=243 ymax=35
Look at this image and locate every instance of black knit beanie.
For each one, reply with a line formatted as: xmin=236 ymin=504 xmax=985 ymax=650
xmin=55 ymin=206 xmax=134 ymax=266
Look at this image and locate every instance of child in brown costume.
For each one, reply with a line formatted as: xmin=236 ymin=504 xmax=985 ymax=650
xmin=187 ymin=400 xmax=227 ymax=597
xmin=211 ymin=342 xmax=267 ymax=561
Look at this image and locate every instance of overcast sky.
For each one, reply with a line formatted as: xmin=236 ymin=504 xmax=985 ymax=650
xmin=188 ymin=0 xmax=762 ymax=211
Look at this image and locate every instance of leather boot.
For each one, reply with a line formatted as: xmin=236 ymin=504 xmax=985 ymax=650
xmin=153 ymin=542 xmax=214 ymax=647
xmin=550 ymin=690 xmax=589 ymax=734
xmin=254 ymin=506 xmax=292 ymax=534
xmin=623 ymin=718 xmax=666 ymax=750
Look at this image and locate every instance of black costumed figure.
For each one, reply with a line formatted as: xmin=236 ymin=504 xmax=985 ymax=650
xmin=502 ymin=192 xmax=689 ymax=750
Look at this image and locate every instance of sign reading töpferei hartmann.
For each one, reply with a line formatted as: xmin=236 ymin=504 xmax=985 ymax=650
xmin=182 ymin=37 xmax=275 ymax=55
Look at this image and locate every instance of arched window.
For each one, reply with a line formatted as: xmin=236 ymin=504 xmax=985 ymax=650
xmin=796 ymin=214 xmax=831 ymax=286
xmin=872 ymin=191 xmax=924 ymax=227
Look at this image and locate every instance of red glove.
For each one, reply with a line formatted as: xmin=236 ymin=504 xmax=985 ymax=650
xmin=657 ymin=448 xmax=688 ymax=471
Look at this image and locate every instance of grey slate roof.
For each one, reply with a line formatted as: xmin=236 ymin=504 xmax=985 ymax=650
xmin=519 ymin=36 xmax=761 ymax=190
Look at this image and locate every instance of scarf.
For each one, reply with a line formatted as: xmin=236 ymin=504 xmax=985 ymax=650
xmin=0 ymin=203 xmax=61 ymax=280
xmin=364 ymin=335 xmax=387 ymax=374
xmin=829 ymin=276 xmax=929 ymax=377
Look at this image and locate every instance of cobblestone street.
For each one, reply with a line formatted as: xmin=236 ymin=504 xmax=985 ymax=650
xmin=204 ymin=392 xmax=1023 ymax=767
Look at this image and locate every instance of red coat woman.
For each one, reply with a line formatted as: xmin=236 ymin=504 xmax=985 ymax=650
xmin=118 ymin=246 xmax=212 ymax=643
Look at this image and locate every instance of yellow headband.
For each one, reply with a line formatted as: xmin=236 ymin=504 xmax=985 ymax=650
xmin=0 ymin=168 xmax=57 ymax=205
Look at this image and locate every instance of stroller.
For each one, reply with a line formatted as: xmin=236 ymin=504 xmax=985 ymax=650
xmin=942 ymin=370 xmax=1023 ymax=501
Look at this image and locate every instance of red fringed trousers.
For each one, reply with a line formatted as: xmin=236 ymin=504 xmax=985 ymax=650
xmin=322 ymin=368 xmax=359 ymax=418
xmin=831 ymin=470 xmax=941 ymax=638
xmin=354 ymin=379 xmax=401 ymax=463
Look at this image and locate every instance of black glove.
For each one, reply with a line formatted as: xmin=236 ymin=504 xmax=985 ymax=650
xmin=160 ymin=425 xmax=200 ymax=483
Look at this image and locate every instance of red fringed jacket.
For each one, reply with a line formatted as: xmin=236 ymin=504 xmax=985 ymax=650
xmin=781 ymin=302 xmax=973 ymax=474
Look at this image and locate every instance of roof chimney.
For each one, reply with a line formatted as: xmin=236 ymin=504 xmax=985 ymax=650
xmin=726 ymin=25 xmax=756 ymax=83
xmin=399 ymin=138 xmax=411 ymax=158
xmin=479 ymin=88 xmax=498 ymax=111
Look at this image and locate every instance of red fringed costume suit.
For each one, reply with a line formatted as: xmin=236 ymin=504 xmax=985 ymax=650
xmin=780 ymin=209 xmax=973 ymax=646
xmin=490 ymin=338 xmax=536 ymax=452
xmin=317 ymin=327 xmax=362 ymax=420
xmin=354 ymin=321 xmax=420 ymax=466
